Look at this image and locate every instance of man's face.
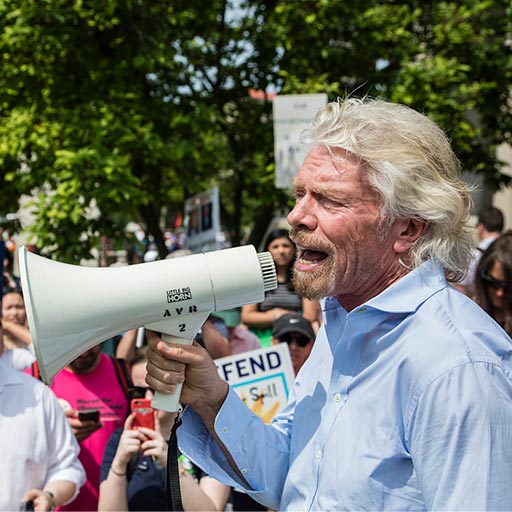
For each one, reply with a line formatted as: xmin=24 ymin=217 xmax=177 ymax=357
xmin=288 ymin=145 xmax=405 ymax=311
xmin=69 ymin=345 xmax=102 ymax=373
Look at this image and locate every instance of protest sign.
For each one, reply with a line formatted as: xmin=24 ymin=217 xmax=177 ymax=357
xmin=273 ymin=93 xmax=328 ymax=189
xmin=215 ymin=343 xmax=295 ymax=423
xmin=184 ymin=186 xmax=222 ymax=253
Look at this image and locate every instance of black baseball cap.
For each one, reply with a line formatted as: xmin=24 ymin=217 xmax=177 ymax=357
xmin=272 ymin=313 xmax=315 ymax=340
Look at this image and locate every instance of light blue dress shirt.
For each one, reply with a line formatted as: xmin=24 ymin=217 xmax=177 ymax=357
xmin=179 ymin=260 xmax=512 ymax=510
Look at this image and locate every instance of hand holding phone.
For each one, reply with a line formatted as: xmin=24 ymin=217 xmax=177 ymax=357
xmin=78 ymin=408 xmax=100 ymax=422
xmin=131 ymin=398 xmax=155 ymax=431
xmin=19 ymin=500 xmax=34 ymax=511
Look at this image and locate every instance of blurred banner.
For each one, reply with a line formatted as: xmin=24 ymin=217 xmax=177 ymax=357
xmin=184 ymin=186 xmax=222 ymax=253
xmin=273 ymin=93 xmax=328 ymax=189
xmin=215 ymin=343 xmax=295 ymax=423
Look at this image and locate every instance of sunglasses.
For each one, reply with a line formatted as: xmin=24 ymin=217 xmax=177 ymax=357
xmin=480 ymin=272 xmax=508 ymax=292
xmin=129 ymin=386 xmax=154 ymax=399
xmin=279 ymin=334 xmax=311 ymax=347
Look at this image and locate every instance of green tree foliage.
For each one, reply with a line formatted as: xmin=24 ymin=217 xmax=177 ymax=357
xmin=0 ymin=0 xmax=284 ymax=261
xmin=267 ymin=0 xmax=512 ymax=189
xmin=1 ymin=1 xmax=511 ymax=261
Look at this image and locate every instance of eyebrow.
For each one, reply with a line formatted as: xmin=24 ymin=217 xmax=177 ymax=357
xmin=293 ymin=179 xmax=355 ymax=203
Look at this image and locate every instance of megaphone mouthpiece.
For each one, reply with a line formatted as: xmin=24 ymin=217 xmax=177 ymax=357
xmin=258 ymin=252 xmax=278 ymax=293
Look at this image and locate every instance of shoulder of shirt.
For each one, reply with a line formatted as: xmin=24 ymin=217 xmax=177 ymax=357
xmin=0 ymin=359 xmax=50 ymax=395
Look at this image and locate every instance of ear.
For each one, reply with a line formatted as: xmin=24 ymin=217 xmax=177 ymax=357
xmin=393 ymin=218 xmax=428 ymax=254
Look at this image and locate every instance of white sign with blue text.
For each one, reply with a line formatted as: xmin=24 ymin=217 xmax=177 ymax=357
xmin=214 ymin=344 xmax=295 ymax=424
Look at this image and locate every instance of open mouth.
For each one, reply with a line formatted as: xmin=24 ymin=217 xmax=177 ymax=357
xmin=297 ymin=248 xmax=328 ymax=263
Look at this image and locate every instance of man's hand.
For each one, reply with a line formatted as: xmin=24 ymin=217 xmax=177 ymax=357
xmin=20 ymin=489 xmax=55 ymax=512
xmin=145 ymin=330 xmax=229 ymax=429
xmin=64 ymin=409 xmax=102 ymax=442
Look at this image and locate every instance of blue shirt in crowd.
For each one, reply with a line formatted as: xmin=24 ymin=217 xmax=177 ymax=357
xmin=179 ymin=259 xmax=512 ymax=510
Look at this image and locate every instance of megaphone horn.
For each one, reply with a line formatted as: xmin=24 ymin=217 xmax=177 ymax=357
xmin=18 ymin=245 xmax=277 ymax=411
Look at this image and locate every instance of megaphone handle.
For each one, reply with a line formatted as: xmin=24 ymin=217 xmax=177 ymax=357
xmin=150 ymin=334 xmax=192 ymax=412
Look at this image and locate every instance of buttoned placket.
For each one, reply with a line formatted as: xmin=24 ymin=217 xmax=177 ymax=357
xmin=305 ymin=305 xmax=373 ymax=510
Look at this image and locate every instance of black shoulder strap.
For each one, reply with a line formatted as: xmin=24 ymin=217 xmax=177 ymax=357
xmin=31 ymin=361 xmax=43 ymax=381
xmin=111 ymin=357 xmax=132 ymax=401
xmin=167 ymin=413 xmax=184 ymax=511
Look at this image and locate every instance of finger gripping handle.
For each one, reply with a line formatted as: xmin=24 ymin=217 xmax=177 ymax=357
xmin=150 ymin=334 xmax=192 ymax=412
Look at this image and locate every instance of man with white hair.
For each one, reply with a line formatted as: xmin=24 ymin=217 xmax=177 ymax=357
xmin=145 ymin=97 xmax=512 ymax=510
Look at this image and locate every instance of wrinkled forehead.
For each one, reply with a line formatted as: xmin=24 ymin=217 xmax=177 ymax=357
xmin=294 ymin=144 xmax=364 ymax=181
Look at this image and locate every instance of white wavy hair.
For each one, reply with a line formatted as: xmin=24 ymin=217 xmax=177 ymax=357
xmin=302 ymin=97 xmax=475 ymax=281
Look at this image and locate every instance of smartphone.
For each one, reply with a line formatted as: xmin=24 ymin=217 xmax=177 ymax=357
xmin=19 ymin=500 xmax=34 ymax=511
xmin=78 ymin=408 xmax=100 ymax=422
xmin=131 ymin=398 xmax=155 ymax=430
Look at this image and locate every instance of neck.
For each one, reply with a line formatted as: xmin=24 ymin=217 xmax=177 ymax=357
xmin=336 ymin=265 xmax=410 ymax=312
xmin=277 ymin=265 xmax=289 ymax=282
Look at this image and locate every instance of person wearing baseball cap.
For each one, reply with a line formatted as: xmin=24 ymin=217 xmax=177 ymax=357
xmin=271 ymin=313 xmax=315 ymax=375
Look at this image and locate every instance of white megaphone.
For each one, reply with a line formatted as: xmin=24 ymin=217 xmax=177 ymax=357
xmin=18 ymin=245 xmax=277 ymax=412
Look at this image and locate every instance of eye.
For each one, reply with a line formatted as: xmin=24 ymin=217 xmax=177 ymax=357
xmin=293 ymin=188 xmax=305 ymax=201
xmin=314 ymin=192 xmax=343 ymax=208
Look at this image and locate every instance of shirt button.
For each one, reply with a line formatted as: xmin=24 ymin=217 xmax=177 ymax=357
xmin=222 ymin=426 xmax=228 ymax=434
xmin=334 ymin=393 xmax=342 ymax=403
xmin=315 ymin=449 xmax=322 ymax=461
xmin=241 ymin=468 xmax=248 ymax=474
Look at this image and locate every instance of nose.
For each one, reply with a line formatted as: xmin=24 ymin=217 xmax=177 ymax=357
xmin=287 ymin=196 xmax=316 ymax=231
xmin=495 ymin=287 xmax=506 ymax=298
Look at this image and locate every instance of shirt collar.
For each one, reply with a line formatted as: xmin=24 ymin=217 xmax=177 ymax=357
xmin=321 ymin=259 xmax=447 ymax=316
xmin=365 ymin=259 xmax=447 ymax=314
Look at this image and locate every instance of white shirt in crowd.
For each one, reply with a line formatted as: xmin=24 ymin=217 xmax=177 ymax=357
xmin=0 ymin=358 xmax=85 ymax=510
xmin=1 ymin=345 xmax=36 ymax=370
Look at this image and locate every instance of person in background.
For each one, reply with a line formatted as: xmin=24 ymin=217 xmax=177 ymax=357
xmin=27 ymin=345 xmax=131 ymax=511
xmin=114 ymin=328 xmax=142 ymax=362
xmin=241 ymin=228 xmax=320 ymax=346
xmin=3 ymin=248 xmax=20 ymax=293
xmin=1 ymin=288 xmax=35 ymax=370
xmin=145 ymin=97 xmax=512 ymax=510
xmin=211 ymin=308 xmax=261 ymax=355
xmin=453 ymin=206 xmax=504 ymax=296
xmin=0 ymin=318 xmax=85 ymax=511
xmin=473 ymin=230 xmax=512 ymax=337
xmin=99 ymin=347 xmax=231 ymax=511
xmin=271 ymin=313 xmax=315 ymax=375
xmin=198 ymin=316 xmax=231 ymax=359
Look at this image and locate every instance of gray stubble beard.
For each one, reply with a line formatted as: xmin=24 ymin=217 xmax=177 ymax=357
xmin=292 ymin=259 xmax=336 ymax=301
